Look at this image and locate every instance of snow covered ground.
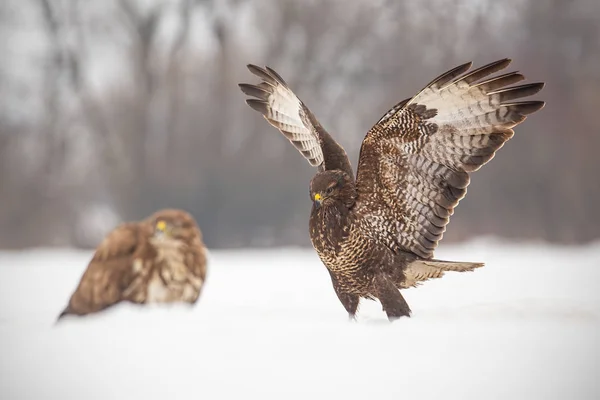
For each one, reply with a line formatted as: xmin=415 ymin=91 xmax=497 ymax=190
xmin=0 ymin=239 xmax=599 ymax=400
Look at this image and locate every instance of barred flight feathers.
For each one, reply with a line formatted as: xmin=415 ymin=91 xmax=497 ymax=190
xmin=240 ymin=64 xmax=353 ymax=176
xmin=357 ymin=58 xmax=545 ymax=259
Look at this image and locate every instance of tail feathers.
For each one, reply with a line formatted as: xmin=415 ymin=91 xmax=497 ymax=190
xmin=420 ymin=259 xmax=484 ymax=272
xmin=55 ymin=307 xmax=71 ymax=325
xmin=402 ymin=259 xmax=484 ymax=288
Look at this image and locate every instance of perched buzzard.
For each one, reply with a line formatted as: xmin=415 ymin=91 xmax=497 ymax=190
xmin=58 ymin=209 xmax=207 ymax=319
xmin=240 ymin=59 xmax=544 ymax=320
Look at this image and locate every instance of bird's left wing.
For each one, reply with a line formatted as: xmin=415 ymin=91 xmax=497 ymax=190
xmin=58 ymin=223 xmax=151 ymax=319
xmin=239 ymin=65 xmax=353 ymax=175
xmin=355 ymin=59 xmax=544 ymax=259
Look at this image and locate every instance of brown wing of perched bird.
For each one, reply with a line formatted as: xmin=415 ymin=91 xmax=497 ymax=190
xmin=57 ymin=209 xmax=207 ymax=320
xmin=240 ymin=59 xmax=544 ymax=321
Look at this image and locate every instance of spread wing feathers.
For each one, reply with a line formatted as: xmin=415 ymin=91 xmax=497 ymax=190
xmin=401 ymin=259 xmax=484 ymax=288
xmin=240 ymin=65 xmax=326 ymax=168
xmin=240 ymin=65 xmax=354 ymax=176
xmin=57 ymin=223 xmax=150 ymax=319
xmin=357 ymin=58 xmax=545 ymax=259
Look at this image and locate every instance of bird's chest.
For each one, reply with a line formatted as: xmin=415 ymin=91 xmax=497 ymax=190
xmin=309 ymin=210 xmax=369 ymax=273
xmin=309 ymin=207 xmax=349 ymax=258
xmin=145 ymin=241 xmax=198 ymax=303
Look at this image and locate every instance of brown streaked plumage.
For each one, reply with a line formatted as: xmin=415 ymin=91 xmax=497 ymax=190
xmin=58 ymin=209 xmax=207 ymax=320
xmin=240 ymin=59 xmax=545 ymax=320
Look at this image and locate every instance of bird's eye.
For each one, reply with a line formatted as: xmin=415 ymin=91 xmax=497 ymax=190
xmin=326 ymin=186 xmax=334 ymax=195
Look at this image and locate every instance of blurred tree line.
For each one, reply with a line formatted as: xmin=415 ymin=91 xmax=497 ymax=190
xmin=0 ymin=0 xmax=598 ymax=249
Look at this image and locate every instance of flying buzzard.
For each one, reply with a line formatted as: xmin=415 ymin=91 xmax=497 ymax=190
xmin=240 ymin=59 xmax=544 ymax=320
xmin=58 ymin=209 xmax=207 ymax=319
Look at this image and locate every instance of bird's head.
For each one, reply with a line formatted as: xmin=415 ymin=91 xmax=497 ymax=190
xmin=309 ymin=170 xmax=356 ymax=210
xmin=148 ymin=209 xmax=203 ymax=243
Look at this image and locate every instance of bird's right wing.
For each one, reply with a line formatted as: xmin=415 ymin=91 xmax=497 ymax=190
xmin=58 ymin=223 xmax=149 ymax=319
xmin=355 ymin=59 xmax=544 ymax=259
xmin=239 ymin=65 xmax=353 ymax=175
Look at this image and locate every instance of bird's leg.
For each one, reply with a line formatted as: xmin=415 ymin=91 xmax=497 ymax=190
xmin=373 ymin=273 xmax=411 ymax=321
xmin=336 ymin=290 xmax=360 ymax=320
xmin=328 ymin=270 xmax=359 ymax=319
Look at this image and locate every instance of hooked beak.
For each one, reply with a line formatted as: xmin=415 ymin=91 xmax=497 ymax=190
xmin=314 ymin=193 xmax=322 ymax=208
xmin=155 ymin=220 xmax=170 ymax=238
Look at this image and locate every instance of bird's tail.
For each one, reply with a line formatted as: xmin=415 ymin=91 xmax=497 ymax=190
xmin=402 ymin=259 xmax=484 ymax=288
xmin=54 ymin=307 xmax=71 ymax=325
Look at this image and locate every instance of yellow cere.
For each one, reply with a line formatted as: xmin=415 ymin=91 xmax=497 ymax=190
xmin=156 ymin=220 xmax=167 ymax=231
xmin=314 ymin=193 xmax=322 ymax=201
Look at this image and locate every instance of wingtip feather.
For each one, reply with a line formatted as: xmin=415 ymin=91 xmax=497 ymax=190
xmin=245 ymin=99 xmax=269 ymax=115
xmin=55 ymin=308 xmax=69 ymax=324
xmin=246 ymin=64 xmax=277 ymax=85
xmin=265 ymin=66 xmax=288 ymax=86
xmin=459 ymin=58 xmax=512 ymax=85
xmin=239 ymin=83 xmax=270 ymax=100
xmin=507 ymin=101 xmax=546 ymax=115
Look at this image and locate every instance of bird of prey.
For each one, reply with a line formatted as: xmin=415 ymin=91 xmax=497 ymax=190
xmin=239 ymin=59 xmax=544 ymax=320
xmin=58 ymin=209 xmax=207 ymax=320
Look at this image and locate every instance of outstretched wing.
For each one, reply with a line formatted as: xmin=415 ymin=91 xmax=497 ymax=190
xmin=239 ymin=65 xmax=353 ymax=176
xmin=58 ymin=223 xmax=151 ymax=319
xmin=356 ymin=59 xmax=545 ymax=259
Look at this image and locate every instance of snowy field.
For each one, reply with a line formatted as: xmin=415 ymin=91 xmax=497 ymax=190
xmin=0 ymin=239 xmax=599 ymax=400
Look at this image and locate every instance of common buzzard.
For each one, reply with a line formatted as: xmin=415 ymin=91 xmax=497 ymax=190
xmin=240 ymin=59 xmax=544 ymax=320
xmin=58 ymin=209 xmax=207 ymax=319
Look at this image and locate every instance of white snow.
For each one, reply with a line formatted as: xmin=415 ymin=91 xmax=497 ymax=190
xmin=1 ymin=238 xmax=599 ymax=400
